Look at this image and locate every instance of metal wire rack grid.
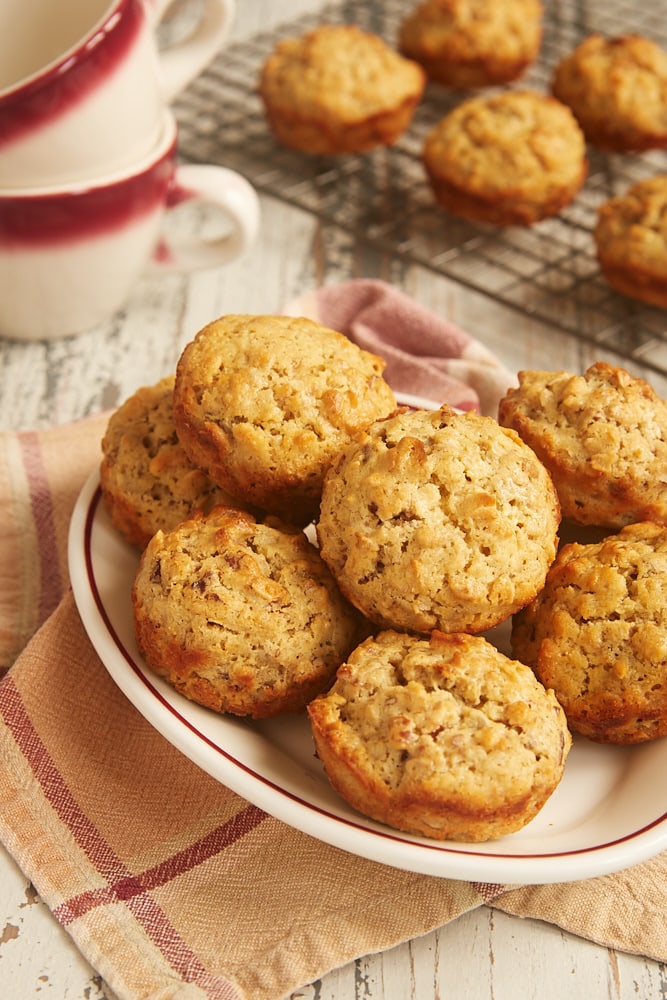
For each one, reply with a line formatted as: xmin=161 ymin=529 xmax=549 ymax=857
xmin=174 ymin=0 xmax=667 ymax=376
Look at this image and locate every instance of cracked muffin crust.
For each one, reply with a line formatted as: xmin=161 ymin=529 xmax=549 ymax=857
xmin=399 ymin=0 xmax=543 ymax=88
xmin=422 ymin=90 xmax=587 ymax=226
xmin=132 ymin=506 xmax=364 ymax=719
xmin=308 ymin=629 xmax=571 ymax=842
xmin=100 ymin=376 xmax=241 ymax=549
xmin=498 ymin=362 xmax=667 ymax=529
xmin=316 ymin=404 xmax=560 ymax=635
xmin=511 ymin=522 xmax=667 ymax=744
xmin=172 ymin=314 xmax=396 ymax=525
xmin=593 ymin=176 xmax=667 ymax=309
xmin=258 ymin=24 xmax=425 ymax=154
xmin=552 ymin=33 xmax=667 ymax=152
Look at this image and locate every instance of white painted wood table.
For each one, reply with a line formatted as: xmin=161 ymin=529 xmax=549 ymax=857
xmin=2 ymin=2 xmax=667 ymax=997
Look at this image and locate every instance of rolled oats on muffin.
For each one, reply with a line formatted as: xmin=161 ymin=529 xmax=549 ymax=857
xmin=594 ymin=176 xmax=667 ymax=309
xmin=552 ymin=33 xmax=667 ymax=152
xmin=258 ymin=24 xmax=425 ymax=155
xmin=316 ymin=404 xmax=560 ymax=635
xmin=172 ymin=314 xmax=396 ymax=525
xmin=399 ymin=0 xmax=543 ymax=88
xmin=132 ymin=506 xmax=364 ymax=719
xmin=498 ymin=362 xmax=667 ymax=529
xmin=308 ymin=629 xmax=571 ymax=842
xmin=512 ymin=522 xmax=667 ymax=744
xmin=100 ymin=376 xmax=242 ymax=549
xmin=422 ymin=90 xmax=587 ymax=226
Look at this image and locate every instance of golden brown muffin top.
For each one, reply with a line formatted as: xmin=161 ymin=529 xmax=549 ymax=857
xmin=308 ymin=628 xmax=570 ymax=840
xmin=512 ymin=522 xmax=667 ymax=743
xmin=100 ymin=376 xmax=239 ymax=549
xmin=317 ymin=404 xmax=560 ymax=634
xmin=498 ymin=362 xmax=667 ymax=527
xmin=552 ymin=33 xmax=667 ymax=150
xmin=595 ymin=176 xmax=667 ymax=275
xmin=423 ymin=90 xmax=586 ymax=199
xmin=399 ymin=0 xmax=543 ymax=67
xmin=132 ymin=506 xmax=362 ymax=718
xmin=259 ymin=24 xmax=425 ymax=125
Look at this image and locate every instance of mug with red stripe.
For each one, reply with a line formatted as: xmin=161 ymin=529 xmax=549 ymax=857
xmin=0 ymin=110 xmax=260 ymax=341
xmin=0 ymin=0 xmax=234 ymax=188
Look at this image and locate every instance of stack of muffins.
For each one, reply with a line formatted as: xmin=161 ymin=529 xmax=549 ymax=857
xmin=100 ymin=312 xmax=667 ymax=842
xmin=257 ymin=3 xmax=667 ymax=305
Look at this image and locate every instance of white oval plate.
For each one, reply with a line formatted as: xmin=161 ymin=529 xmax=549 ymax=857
xmin=68 ymin=398 xmax=667 ymax=885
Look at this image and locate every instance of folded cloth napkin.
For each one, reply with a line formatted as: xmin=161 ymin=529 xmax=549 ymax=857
xmin=286 ymin=278 xmax=517 ymax=416
xmin=1 ymin=283 xmax=666 ymax=1000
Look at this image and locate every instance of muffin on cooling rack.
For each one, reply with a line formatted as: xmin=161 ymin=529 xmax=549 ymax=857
xmin=552 ymin=33 xmax=667 ymax=152
xmin=172 ymin=313 xmax=396 ymax=525
xmin=132 ymin=506 xmax=364 ymax=719
xmin=498 ymin=362 xmax=667 ymax=529
xmin=593 ymin=176 xmax=667 ymax=309
xmin=422 ymin=90 xmax=587 ymax=226
xmin=316 ymin=404 xmax=560 ymax=636
xmin=258 ymin=23 xmax=426 ymax=154
xmin=398 ymin=0 xmax=544 ymax=88
xmin=100 ymin=376 xmax=242 ymax=549
xmin=512 ymin=522 xmax=667 ymax=744
xmin=308 ymin=629 xmax=571 ymax=842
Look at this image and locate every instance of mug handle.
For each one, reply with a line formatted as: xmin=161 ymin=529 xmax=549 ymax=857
xmin=147 ymin=0 xmax=234 ymax=102
xmin=149 ymin=164 xmax=260 ymax=273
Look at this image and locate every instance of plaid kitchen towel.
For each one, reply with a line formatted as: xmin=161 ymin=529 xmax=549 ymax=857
xmin=0 ymin=283 xmax=666 ymax=1000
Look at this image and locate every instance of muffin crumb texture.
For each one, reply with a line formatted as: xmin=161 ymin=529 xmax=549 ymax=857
xmin=594 ymin=176 xmax=667 ymax=308
xmin=422 ymin=90 xmax=587 ymax=226
xmin=317 ymin=404 xmax=560 ymax=634
xmin=100 ymin=376 xmax=242 ymax=549
xmin=498 ymin=362 xmax=667 ymax=528
xmin=132 ymin=507 xmax=363 ymax=719
xmin=173 ymin=313 xmax=396 ymax=524
xmin=512 ymin=522 xmax=667 ymax=744
xmin=259 ymin=24 xmax=425 ymax=154
xmin=308 ymin=630 xmax=571 ymax=841
xmin=399 ymin=0 xmax=544 ymax=87
xmin=552 ymin=33 xmax=667 ymax=151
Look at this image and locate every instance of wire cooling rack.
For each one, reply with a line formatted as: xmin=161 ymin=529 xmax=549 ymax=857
xmin=174 ymin=0 xmax=667 ymax=376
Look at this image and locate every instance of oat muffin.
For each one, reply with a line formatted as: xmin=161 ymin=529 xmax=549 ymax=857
xmin=132 ymin=506 xmax=364 ymax=718
xmin=498 ymin=362 xmax=667 ymax=528
xmin=594 ymin=176 xmax=667 ymax=309
xmin=172 ymin=314 xmax=396 ymax=525
xmin=399 ymin=0 xmax=543 ymax=88
xmin=308 ymin=629 xmax=571 ymax=842
xmin=512 ymin=522 xmax=667 ymax=744
xmin=552 ymin=33 xmax=667 ymax=152
xmin=316 ymin=404 xmax=560 ymax=635
xmin=422 ymin=90 xmax=587 ymax=226
xmin=100 ymin=376 xmax=241 ymax=549
xmin=258 ymin=24 xmax=426 ymax=155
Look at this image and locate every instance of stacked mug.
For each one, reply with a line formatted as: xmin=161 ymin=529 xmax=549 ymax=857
xmin=0 ymin=0 xmax=260 ymax=340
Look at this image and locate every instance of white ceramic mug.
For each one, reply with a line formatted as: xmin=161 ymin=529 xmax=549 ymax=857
xmin=0 ymin=0 xmax=233 ymax=188
xmin=0 ymin=111 xmax=260 ymax=341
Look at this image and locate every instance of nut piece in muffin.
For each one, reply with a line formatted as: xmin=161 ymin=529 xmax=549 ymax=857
xmin=422 ymin=90 xmax=587 ymax=226
xmin=308 ymin=629 xmax=571 ymax=842
xmin=552 ymin=33 xmax=667 ymax=152
xmin=172 ymin=314 xmax=396 ymax=525
xmin=100 ymin=376 xmax=243 ymax=549
xmin=258 ymin=24 xmax=426 ymax=155
xmin=512 ymin=522 xmax=667 ymax=744
xmin=498 ymin=362 xmax=667 ymax=529
xmin=316 ymin=404 xmax=560 ymax=635
xmin=399 ymin=0 xmax=543 ymax=88
xmin=132 ymin=506 xmax=364 ymax=719
xmin=594 ymin=176 xmax=667 ymax=309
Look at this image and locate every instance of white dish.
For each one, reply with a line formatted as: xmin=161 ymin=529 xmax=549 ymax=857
xmin=68 ymin=398 xmax=667 ymax=885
